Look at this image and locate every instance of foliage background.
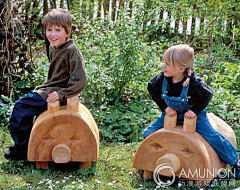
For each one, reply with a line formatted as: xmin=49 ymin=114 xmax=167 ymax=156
xmin=1 ymin=0 xmax=240 ymax=143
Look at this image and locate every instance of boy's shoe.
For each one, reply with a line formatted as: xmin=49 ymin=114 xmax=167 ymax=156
xmin=9 ymin=144 xmax=16 ymax=151
xmin=232 ymin=160 xmax=240 ymax=180
xmin=4 ymin=144 xmax=27 ymax=160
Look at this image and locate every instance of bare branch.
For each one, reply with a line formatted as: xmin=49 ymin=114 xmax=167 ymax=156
xmin=189 ymin=7 xmax=224 ymax=46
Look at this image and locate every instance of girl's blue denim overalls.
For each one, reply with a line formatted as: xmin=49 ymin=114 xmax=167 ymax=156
xmin=142 ymin=77 xmax=238 ymax=165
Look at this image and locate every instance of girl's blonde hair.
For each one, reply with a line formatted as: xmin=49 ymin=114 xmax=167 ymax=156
xmin=164 ymin=44 xmax=194 ymax=86
xmin=42 ymin=8 xmax=72 ymax=34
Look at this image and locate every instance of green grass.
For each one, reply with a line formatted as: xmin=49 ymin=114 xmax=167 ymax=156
xmin=0 ymin=128 xmax=240 ymax=189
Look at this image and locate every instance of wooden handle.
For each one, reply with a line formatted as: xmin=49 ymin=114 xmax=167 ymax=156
xmin=183 ymin=116 xmax=197 ymax=134
xmin=48 ymin=100 xmax=60 ymax=113
xmin=164 ymin=114 xmax=177 ymax=129
xmin=67 ymin=95 xmax=79 ymax=112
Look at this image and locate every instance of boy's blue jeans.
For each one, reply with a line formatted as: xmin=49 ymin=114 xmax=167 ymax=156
xmin=142 ymin=109 xmax=238 ymax=165
xmin=9 ymin=91 xmax=47 ymax=148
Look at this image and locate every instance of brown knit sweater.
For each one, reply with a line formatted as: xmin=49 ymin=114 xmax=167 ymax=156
xmin=34 ymin=39 xmax=87 ymax=102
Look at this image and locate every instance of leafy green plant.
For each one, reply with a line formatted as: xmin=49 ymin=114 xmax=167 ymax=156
xmin=1 ymin=0 xmax=239 ymax=145
xmin=76 ymin=18 xmax=159 ymax=106
xmin=0 ymin=95 xmax=13 ymax=144
xmin=95 ymin=100 xmax=159 ymax=143
xmin=73 ymin=9 xmax=164 ymax=142
xmin=10 ymin=57 xmax=49 ymax=101
xmin=0 ymin=1 xmax=239 ymax=189
xmin=207 ymin=60 xmax=240 ymax=123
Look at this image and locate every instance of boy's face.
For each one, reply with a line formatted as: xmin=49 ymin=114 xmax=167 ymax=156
xmin=46 ymin=25 xmax=70 ymax=48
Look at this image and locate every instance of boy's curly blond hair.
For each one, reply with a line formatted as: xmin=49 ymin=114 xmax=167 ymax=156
xmin=42 ymin=8 xmax=72 ymax=34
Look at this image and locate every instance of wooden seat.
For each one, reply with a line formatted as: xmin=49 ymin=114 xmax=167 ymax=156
xmin=133 ymin=113 xmax=237 ymax=182
xmin=27 ymin=96 xmax=99 ymax=170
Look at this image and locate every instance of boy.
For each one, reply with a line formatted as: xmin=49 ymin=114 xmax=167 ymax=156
xmin=4 ymin=8 xmax=87 ymax=160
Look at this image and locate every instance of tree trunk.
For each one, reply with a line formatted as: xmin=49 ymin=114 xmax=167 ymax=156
xmin=43 ymin=0 xmax=50 ymax=60
xmin=102 ymin=0 xmax=106 ymax=17
xmin=111 ymin=0 xmax=116 ymax=21
xmin=183 ymin=19 xmax=187 ymax=44
xmin=60 ymin=0 xmax=64 ymax=8
xmin=50 ymin=0 xmax=57 ymax=8
xmin=2 ymin=0 xmax=11 ymax=95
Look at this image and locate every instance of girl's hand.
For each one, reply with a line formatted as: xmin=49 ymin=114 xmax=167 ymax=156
xmin=47 ymin=91 xmax=59 ymax=102
xmin=184 ymin=110 xmax=196 ymax=119
xmin=165 ymin=107 xmax=177 ymax=117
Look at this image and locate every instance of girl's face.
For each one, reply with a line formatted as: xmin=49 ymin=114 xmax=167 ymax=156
xmin=163 ymin=55 xmax=185 ymax=79
xmin=46 ymin=25 xmax=70 ymax=48
xmin=163 ymin=56 xmax=179 ymax=77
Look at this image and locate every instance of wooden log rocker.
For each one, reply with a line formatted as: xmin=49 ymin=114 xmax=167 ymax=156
xmin=27 ymin=95 xmax=99 ymax=170
xmin=133 ymin=113 xmax=237 ymax=182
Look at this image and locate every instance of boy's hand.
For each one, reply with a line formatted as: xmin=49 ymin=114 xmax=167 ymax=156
xmin=47 ymin=91 xmax=59 ymax=102
xmin=184 ymin=110 xmax=196 ymax=119
xmin=165 ymin=107 xmax=177 ymax=117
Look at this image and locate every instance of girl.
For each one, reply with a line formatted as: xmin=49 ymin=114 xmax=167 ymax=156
xmin=142 ymin=44 xmax=240 ymax=179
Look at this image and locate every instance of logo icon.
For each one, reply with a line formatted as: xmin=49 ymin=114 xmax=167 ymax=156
xmin=153 ymin=163 xmax=176 ymax=187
